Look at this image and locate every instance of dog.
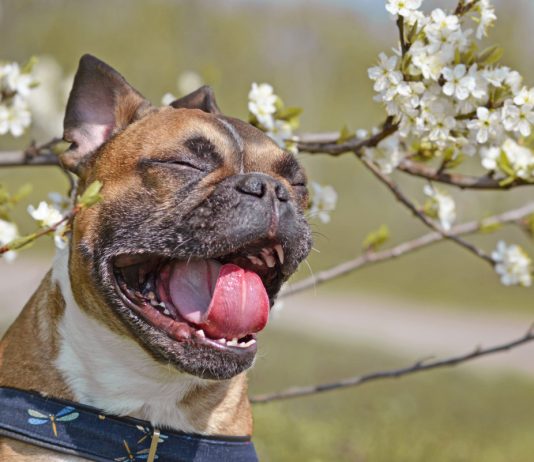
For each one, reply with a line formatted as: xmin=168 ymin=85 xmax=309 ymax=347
xmin=0 ymin=54 xmax=311 ymax=461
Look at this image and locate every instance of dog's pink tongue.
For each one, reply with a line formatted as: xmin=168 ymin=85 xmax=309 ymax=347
xmin=168 ymin=260 xmax=269 ymax=339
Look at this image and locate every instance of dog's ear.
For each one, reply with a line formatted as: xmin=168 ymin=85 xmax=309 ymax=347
xmin=61 ymin=54 xmax=153 ymax=175
xmin=169 ymin=85 xmax=221 ymax=114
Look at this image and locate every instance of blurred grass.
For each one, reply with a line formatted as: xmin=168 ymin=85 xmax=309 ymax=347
xmin=251 ymin=329 xmax=534 ymax=462
xmin=0 ymin=2 xmax=533 ymax=305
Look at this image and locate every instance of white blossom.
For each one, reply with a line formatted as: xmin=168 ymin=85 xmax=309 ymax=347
xmin=502 ymin=100 xmax=534 ymax=137
xmin=161 ymin=92 xmax=176 ymax=106
xmin=0 ymin=218 xmax=19 ymax=262
xmin=505 ymin=70 xmax=523 ymax=94
xmin=27 ymin=201 xmax=63 ymax=228
xmin=25 ymin=56 xmax=71 ymax=140
xmin=501 ymin=138 xmax=534 ymax=180
xmin=0 ymin=96 xmax=31 ymax=137
xmin=363 ymin=135 xmax=404 ymax=174
xmin=491 ymin=241 xmax=532 ymax=287
xmin=177 ymin=71 xmax=203 ymax=96
xmin=48 ymin=192 xmax=71 ymax=213
xmin=368 ymin=53 xmax=402 ymax=93
xmin=467 ymin=64 xmax=489 ymax=100
xmin=356 ymin=129 xmax=369 ymax=140
xmin=467 ymin=107 xmax=501 ymax=144
xmin=423 ymin=185 xmax=456 ymax=230
xmin=309 ymin=182 xmax=338 ymax=224
xmin=248 ymin=83 xmax=277 ymax=129
xmin=513 ymin=87 xmax=534 ymax=106
xmin=480 ymin=146 xmax=500 ymax=171
xmin=266 ymin=119 xmax=295 ymax=153
xmin=442 ymin=65 xmax=474 ymax=101
xmin=385 ymin=0 xmax=423 ymax=22
xmin=53 ymin=223 xmax=69 ymax=250
xmin=1 ymin=62 xmax=33 ymax=96
xmin=476 ymin=0 xmax=497 ymax=39
xmin=425 ymin=9 xmax=461 ymax=54
xmin=410 ymin=41 xmax=446 ymax=81
xmin=482 ymin=67 xmax=511 ymax=88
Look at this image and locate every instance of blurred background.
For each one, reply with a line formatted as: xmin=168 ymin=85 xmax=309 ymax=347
xmin=1 ymin=0 xmax=533 ymax=460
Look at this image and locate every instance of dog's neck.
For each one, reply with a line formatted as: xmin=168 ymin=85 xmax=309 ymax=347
xmin=0 ymin=247 xmax=253 ymax=436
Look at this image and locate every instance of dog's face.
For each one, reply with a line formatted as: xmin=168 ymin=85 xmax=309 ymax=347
xmin=62 ymin=55 xmax=312 ymax=380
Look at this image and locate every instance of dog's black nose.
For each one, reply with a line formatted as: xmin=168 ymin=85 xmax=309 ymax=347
xmin=236 ymin=173 xmax=288 ymax=202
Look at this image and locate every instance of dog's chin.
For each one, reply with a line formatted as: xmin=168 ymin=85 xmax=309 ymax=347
xmin=106 ymin=239 xmax=287 ymax=380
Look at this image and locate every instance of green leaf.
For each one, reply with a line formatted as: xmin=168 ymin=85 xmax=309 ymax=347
xmin=77 ymin=180 xmax=103 ymax=208
xmin=407 ymin=21 xmax=418 ymax=44
xmin=51 ymin=140 xmax=70 ymax=155
xmin=443 ymin=148 xmax=465 ymax=169
xmin=274 ymin=96 xmax=284 ymax=112
xmin=21 ymin=55 xmax=38 ymax=74
xmin=478 ymin=45 xmax=504 ymax=66
xmin=423 ymin=199 xmax=438 ymax=219
xmin=12 ymin=183 xmax=33 ymax=203
xmin=479 ymin=220 xmax=502 ymax=234
xmin=362 ymin=225 xmax=390 ymax=251
xmin=337 ymin=125 xmax=355 ymax=144
xmin=525 ymin=215 xmax=534 ymax=237
xmin=497 ymin=151 xmax=515 ymax=177
xmin=0 ymin=185 xmax=9 ymax=206
xmin=276 ymin=106 xmax=302 ymax=121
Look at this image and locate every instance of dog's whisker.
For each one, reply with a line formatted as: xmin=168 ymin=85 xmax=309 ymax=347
xmin=302 ymin=259 xmax=317 ymax=296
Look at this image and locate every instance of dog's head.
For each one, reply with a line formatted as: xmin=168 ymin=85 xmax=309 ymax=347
xmin=61 ymin=55 xmax=312 ymax=380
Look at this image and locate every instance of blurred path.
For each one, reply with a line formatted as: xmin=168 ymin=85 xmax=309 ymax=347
xmin=271 ymin=292 xmax=534 ymax=376
xmin=2 ymin=258 xmax=533 ymax=376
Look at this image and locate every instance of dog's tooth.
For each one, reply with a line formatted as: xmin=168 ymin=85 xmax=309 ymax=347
xmin=196 ymin=329 xmax=205 ymax=338
xmin=147 ymin=291 xmax=156 ymax=300
xmin=158 ymin=302 xmax=166 ymax=308
xmin=248 ymin=255 xmax=264 ymax=266
xmin=227 ymin=338 xmax=239 ymax=347
xmin=261 ymin=247 xmax=273 ymax=256
xmin=274 ymin=244 xmax=284 ymax=264
xmin=244 ymin=339 xmax=257 ymax=347
xmin=163 ymin=309 xmax=171 ymax=316
xmin=264 ymin=254 xmax=276 ymax=268
xmin=217 ymin=338 xmax=227 ymax=344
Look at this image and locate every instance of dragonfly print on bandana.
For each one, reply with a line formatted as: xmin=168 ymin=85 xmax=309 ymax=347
xmin=27 ymin=406 xmax=80 ymax=437
xmin=135 ymin=425 xmax=168 ymax=445
xmin=114 ymin=439 xmax=158 ymax=461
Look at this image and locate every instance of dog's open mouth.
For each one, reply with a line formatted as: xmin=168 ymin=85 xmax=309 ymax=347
xmin=112 ymin=241 xmax=285 ymax=354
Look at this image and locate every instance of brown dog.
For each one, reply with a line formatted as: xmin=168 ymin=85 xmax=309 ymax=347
xmin=0 ymin=55 xmax=311 ymax=460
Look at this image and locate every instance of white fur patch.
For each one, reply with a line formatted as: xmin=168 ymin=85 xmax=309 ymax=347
xmin=53 ymin=246 xmax=208 ymax=433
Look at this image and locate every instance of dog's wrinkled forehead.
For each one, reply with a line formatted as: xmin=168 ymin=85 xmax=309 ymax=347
xmin=89 ymin=108 xmax=299 ymax=194
xmin=60 ymin=55 xmax=300 ymax=188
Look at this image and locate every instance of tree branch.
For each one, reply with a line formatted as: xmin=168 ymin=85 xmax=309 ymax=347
xmin=0 ymin=138 xmax=62 ymax=167
xmin=282 ymin=201 xmax=534 ymax=298
xmin=298 ymin=130 xmax=532 ymax=190
xmin=251 ymin=324 xmax=534 ymax=403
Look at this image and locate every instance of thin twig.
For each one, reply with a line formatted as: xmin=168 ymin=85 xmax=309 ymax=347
xmin=0 ymin=206 xmax=78 ymax=255
xmin=282 ymin=201 xmax=534 ymax=298
xmin=251 ymin=324 xmax=534 ymax=403
xmin=358 ymin=153 xmax=494 ymax=264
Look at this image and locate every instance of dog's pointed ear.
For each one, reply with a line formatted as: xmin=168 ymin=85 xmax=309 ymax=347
xmin=169 ymin=85 xmax=221 ymax=114
xmin=61 ymin=54 xmax=153 ymax=175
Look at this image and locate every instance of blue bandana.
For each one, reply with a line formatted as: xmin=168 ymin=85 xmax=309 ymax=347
xmin=0 ymin=387 xmax=258 ymax=461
